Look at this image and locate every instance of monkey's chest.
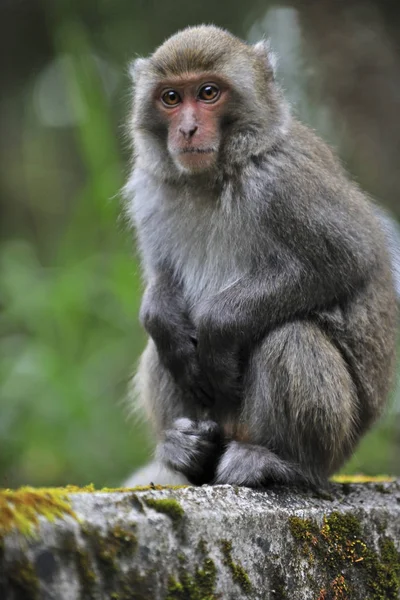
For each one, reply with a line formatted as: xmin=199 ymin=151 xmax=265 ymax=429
xmin=167 ymin=222 xmax=249 ymax=310
xmin=135 ymin=180 xmax=254 ymax=309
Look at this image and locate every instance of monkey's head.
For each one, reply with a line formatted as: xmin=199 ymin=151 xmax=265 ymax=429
xmin=130 ymin=26 xmax=290 ymax=178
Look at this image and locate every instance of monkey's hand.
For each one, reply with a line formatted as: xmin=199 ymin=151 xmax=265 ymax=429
xmin=196 ymin=308 xmax=243 ymax=404
xmin=157 ymin=418 xmax=223 ymax=485
xmin=140 ymin=284 xmax=213 ymax=407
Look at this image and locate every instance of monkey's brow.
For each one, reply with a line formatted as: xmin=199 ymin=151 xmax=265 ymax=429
xmin=155 ymin=72 xmax=223 ymax=86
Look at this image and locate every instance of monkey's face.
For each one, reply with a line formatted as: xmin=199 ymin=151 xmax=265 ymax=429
xmin=131 ymin=26 xmax=286 ymax=176
xmin=155 ymin=74 xmax=229 ymax=173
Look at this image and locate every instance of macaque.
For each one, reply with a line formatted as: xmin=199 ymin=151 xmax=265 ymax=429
xmin=123 ymin=25 xmax=398 ymax=488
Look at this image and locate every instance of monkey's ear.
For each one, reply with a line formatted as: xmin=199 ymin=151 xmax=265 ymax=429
xmin=129 ymin=58 xmax=149 ymax=82
xmin=253 ymin=39 xmax=278 ymax=78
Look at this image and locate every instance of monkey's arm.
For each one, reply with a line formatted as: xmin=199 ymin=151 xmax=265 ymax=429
xmin=196 ymin=198 xmax=379 ymax=398
xmin=140 ymin=271 xmax=212 ymax=407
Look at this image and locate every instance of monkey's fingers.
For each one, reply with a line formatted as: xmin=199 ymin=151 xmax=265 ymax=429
xmin=172 ymin=418 xmax=221 ymax=441
xmin=158 ymin=420 xmax=222 ymax=485
xmin=195 ymin=420 xmax=224 ymax=445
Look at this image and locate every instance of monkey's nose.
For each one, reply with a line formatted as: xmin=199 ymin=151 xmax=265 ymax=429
xmin=179 ymin=125 xmax=198 ymax=140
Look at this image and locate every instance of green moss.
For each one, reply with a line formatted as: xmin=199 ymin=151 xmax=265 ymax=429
xmin=75 ymin=548 xmax=97 ymax=599
xmin=197 ymin=539 xmax=208 ymax=555
xmin=117 ymin=567 xmax=157 ymax=600
xmin=111 ymin=524 xmax=138 ymax=553
xmin=331 ymin=475 xmax=395 ymax=484
xmin=17 ymin=515 xmax=152 ymax=600
xmin=0 ymin=484 xmax=189 ymax=538
xmin=289 ymin=512 xmax=400 ymax=600
xmin=0 ymin=488 xmax=76 ymax=537
xmin=81 ymin=522 xmax=138 ymax=585
xmin=112 ymin=484 xmax=188 ymax=493
xmin=143 ymin=497 xmax=184 ymax=524
xmin=1 ymin=484 xmax=188 ymax=496
xmin=93 ymin=538 xmax=118 ymax=576
xmin=289 ymin=516 xmax=320 ymax=542
xmin=59 ymin=531 xmax=98 ymax=599
xmin=167 ymin=575 xmax=184 ymax=596
xmin=7 ymin=558 xmax=40 ymax=600
xmin=166 ymin=559 xmax=217 ymax=600
xmin=60 ymin=484 xmax=97 ymax=493
xmin=380 ymin=538 xmax=399 ymax=564
xmin=366 ymin=538 xmax=400 ymax=600
xmin=166 ymin=540 xmax=217 ymax=600
xmin=77 ymin=523 xmax=139 ymax=599
xmin=220 ymin=539 xmax=252 ymax=594
xmin=268 ymin=563 xmax=288 ymax=600
xmin=194 ymin=556 xmax=217 ymax=597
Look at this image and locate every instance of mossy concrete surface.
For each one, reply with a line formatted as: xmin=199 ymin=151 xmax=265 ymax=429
xmin=0 ymin=481 xmax=399 ymax=599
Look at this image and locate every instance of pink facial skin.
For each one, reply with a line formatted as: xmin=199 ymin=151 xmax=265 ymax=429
xmin=155 ymin=74 xmax=230 ymax=173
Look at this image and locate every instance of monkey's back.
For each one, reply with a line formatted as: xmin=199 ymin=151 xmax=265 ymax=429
xmin=273 ymin=119 xmax=398 ymax=429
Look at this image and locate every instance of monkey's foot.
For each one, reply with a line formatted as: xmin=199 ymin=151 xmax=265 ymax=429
xmin=215 ymin=441 xmax=301 ymax=487
xmin=157 ymin=418 xmax=223 ymax=486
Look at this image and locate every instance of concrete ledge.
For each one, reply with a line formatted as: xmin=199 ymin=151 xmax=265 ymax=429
xmin=0 ymin=481 xmax=400 ymax=599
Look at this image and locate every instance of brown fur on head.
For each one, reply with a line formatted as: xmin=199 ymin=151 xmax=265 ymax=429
xmin=129 ymin=25 xmax=290 ymax=179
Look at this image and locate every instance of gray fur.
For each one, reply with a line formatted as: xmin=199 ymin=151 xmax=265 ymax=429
xmin=123 ymin=460 xmax=188 ymax=487
xmin=157 ymin=418 xmax=223 ymax=485
xmin=124 ymin=26 xmax=397 ymax=488
xmin=253 ymin=39 xmax=279 ymax=77
xmin=374 ymin=206 xmax=400 ymax=297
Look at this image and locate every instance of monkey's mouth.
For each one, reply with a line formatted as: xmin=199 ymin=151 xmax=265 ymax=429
xmin=178 ymin=148 xmax=216 ymax=154
xmin=172 ymin=146 xmax=218 ymax=173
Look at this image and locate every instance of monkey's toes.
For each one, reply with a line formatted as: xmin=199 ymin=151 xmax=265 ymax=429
xmin=172 ymin=417 xmax=197 ymax=432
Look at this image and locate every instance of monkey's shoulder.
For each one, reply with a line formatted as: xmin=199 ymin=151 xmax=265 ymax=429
xmin=261 ymin=122 xmax=381 ymax=225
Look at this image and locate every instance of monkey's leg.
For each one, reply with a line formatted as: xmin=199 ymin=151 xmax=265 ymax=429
xmin=215 ymin=321 xmax=357 ymax=488
xmin=134 ymin=340 xmax=223 ymax=485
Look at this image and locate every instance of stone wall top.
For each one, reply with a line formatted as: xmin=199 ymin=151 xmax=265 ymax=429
xmin=1 ymin=480 xmax=399 ymax=599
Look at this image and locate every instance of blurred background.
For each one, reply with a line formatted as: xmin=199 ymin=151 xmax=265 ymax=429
xmin=1 ymin=0 xmax=400 ymax=488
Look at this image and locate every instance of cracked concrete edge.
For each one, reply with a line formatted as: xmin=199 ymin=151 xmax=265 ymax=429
xmin=0 ymin=481 xmax=399 ymax=600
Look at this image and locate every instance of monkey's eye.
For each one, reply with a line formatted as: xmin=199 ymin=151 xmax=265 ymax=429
xmin=198 ymin=84 xmax=220 ymax=103
xmin=161 ymin=90 xmax=181 ymax=107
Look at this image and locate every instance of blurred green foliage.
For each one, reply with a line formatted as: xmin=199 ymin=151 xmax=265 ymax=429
xmin=0 ymin=11 xmax=150 ymax=487
xmin=1 ymin=0 xmax=399 ymax=488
